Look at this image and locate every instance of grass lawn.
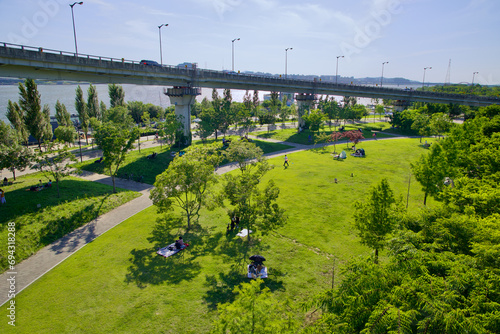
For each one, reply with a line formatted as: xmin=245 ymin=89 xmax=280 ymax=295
xmin=3 ymin=138 xmax=435 ymax=333
xmin=250 ymin=122 xmax=395 ymax=145
xmin=0 ymin=172 xmax=140 ymax=272
xmin=74 ymin=138 xmax=293 ymax=185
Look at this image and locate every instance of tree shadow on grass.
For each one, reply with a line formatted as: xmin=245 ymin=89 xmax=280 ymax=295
xmin=202 ymin=264 xmax=285 ymax=310
xmin=40 ymin=194 xmax=110 ymax=253
xmin=125 ymin=214 xmax=202 ymax=288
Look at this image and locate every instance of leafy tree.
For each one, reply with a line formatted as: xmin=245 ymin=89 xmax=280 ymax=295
xmin=343 ymin=130 xmax=364 ymax=148
xmin=102 ymin=106 xmax=134 ymax=127
xmin=86 ymin=84 xmax=100 ymax=120
xmin=108 ymin=83 xmax=125 ymax=108
xmin=141 ymin=111 xmax=151 ymax=140
xmin=375 ymin=104 xmax=385 ymax=120
xmin=100 ymin=101 xmax=107 ymax=116
xmin=329 ymin=131 xmax=345 ymax=153
xmin=222 ymin=141 xmax=286 ymax=243
xmin=411 ymin=142 xmax=451 ymax=205
xmin=19 ymin=78 xmax=46 ymax=149
xmin=0 ymin=144 xmax=33 ymax=181
xmin=127 ymin=101 xmax=145 ymax=124
xmin=7 ymin=100 xmax=29 ymax=145
xmin=210 ymin=279 xmax=299 ymax=334
xmin=35 ymin=144 xmax=77 ymax=198
xmin=55 ymin=100 xmax=72 ymax=127
xmin=42 ymin=104 xmax=53 ymax=146
xmin=93 ymin=121 xmax=139 ymax=193
xmin=353 ymin=178 xmax=398 ymax=263
xmin=75 ymin=85 xmax=89 ymax=144
xmin=323 ymin=98 xmax=341 ymax=128
xmin=150 ymin=144 xmax=221 ymax=230
xmin=302 ymin=109 xmax=325 ymax=135
xmin=430 ymin=112 xmax=453 ymax=138
xmin=54 ymin=126 xmax=77 ymax=146
xmin=411 ymin=113 xmax=432 ymax=143
xmin=0 ymin=121 xmax=34 ymax=180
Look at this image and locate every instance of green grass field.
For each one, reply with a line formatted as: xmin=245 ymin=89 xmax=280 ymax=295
xmin=1 ymin=138 xmax=435 ymax=333
xmin=74 ymin=138 xmax=292 ymax=185
xmin=250 ymin=122 xmax=395 ymax=145
xmin=0 ymin=172 xmax=140 ymax=272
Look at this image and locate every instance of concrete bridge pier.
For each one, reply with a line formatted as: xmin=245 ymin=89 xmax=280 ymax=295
xmin=295 ymin=93 xmax=316 ymax=128
xmin=165 ymin=87 xmax=201 ymax=145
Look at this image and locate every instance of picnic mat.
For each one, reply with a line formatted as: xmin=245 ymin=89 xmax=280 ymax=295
xmin=247 ymin=265 xmax=268 ymax=279
xmin=236 ymin=229 xmax=252 ymax=237
xmin=157 ymin=243 xmax=187 ymax=258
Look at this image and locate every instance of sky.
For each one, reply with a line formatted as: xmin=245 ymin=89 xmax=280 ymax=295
xmin=0 ymin=0 xmax=499 ymax=85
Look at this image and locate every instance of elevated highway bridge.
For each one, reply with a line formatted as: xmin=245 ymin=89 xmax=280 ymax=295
xmin=1 ymin=42 xmax=499 ymax=108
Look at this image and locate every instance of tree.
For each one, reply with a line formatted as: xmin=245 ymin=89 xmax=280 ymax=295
xmin=19 ymin=78 xmax=46 ymax=149
xmin=54 ymin=126 xmax=77 ymax=146
xmin=343 ymin=130 xmax=364 ymax=148
xmin=35 ymin=144 xmax=77 ymax=198
xmin=42 ymin=104 xmax=53 ymax=146
xmin=55 ymin=100 xmax=72 ymax=127
xmin=353 ymin=178 xmax=398 ymax=263
xmin=302 ymin=109 xmax=325 ymax=135
xmin=323 ymin=98 xmax=341 ymax=128
xmin=430 ymin=112 xmax=453 ymax=138
xmin=411 ymin=113 xmax=432 ymax=143
xmin=222 ymin=141 xmax=286 ymax=243
xmin=141 ymin=111 xmax=151 ymax=140
xmin=150 ymin=144 xmax=221 ymax=230
xmin=329 ymin=131 xmax=345 ymax=153
xmin=75 ymin=85 xmax=89 ymax=145
xmin=86 ymin=84 xmax=100 ymax=120
xmin=0 ymin=121 xmax=33 ymax=180
xmin=93 ymin=121 xmax=139 ymax=193
xmin=7 ymin=100 xmax=29 ymax=145
xmin=411 ymin=142 xmax=451 ymax=205
xmin=102 ymin=106 xmax=134 ymax=127
xmin=374 ymin=104 xmax=385 ymax=121
xmin=0 ymin=143 xmax=33 ymax=181
xmin=210 ymin=279 xmax=299 ymax=334
xmin=108 ymin=83 xmax=125 ymax=108
xmin=127 ymin=101 xmax=145 ymax=124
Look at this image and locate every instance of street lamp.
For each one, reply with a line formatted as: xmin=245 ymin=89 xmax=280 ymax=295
xmin=69 ymin=2 xmax=83 ymax=56
xmin=232 ymin=38 xmax=240 ymax=72
xmin=158 ymin=23 xmax=168 ymax=65
xmin=381 ymin=61 xmax=389 ymax=87
xmin=285 ymin=47 xmax=293 ymax=79
xmin=422 ymin=67 xmax=432 ymax=89
xmin=336 ymin=55 xmax=344 ymax=84
xmin=472 ymin=71 xmax=479 ymax=86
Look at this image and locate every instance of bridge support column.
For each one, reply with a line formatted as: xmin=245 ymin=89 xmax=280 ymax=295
xmin=165 ymin=87 xmax=201 ymax=146
xmin=295 ymin=93 xmax=316 ymax=128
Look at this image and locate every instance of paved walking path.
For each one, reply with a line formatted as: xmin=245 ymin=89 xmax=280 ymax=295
xmin=0 ymin=125 xmax=408 ymax=306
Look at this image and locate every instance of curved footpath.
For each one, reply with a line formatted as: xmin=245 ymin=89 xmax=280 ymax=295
xmin=0 ymin=128 xmax=405 ymax=307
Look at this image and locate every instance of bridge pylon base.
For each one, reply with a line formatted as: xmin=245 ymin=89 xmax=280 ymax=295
xmin=295 ymin=93 xmax=316 ymax=128
xmin=165 ymin=87 xmax=201 ymax=146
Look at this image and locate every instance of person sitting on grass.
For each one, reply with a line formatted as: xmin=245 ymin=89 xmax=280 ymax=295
xmin=3 ymin=177 xmax=8 ymax=186
xmin=175 ymin=236 xmax=188 ymax=250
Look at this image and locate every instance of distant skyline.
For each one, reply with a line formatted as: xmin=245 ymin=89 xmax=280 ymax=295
xmin=0 ymin=0 xmax=499 ymax=85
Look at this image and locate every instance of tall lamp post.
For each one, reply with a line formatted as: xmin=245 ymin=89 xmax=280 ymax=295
xmin=336 ymin=55 xmax=344 ymax=84
xmin=158 ymin=24 xmax=168 ymax=66
xmin=231 ymin=38 xmax=240 ymax=72
xmin=285 ymin=47 xmax=293 ymax=79
xmin=70 ymin=2 xmax=83 ymax=56
xmin=472 ymin=71 xmax=479 ymax=86
xmin=422 ymin=67 xmax=432 ymax=89
xmin=381 ymin=61 xmax=389 ymax=87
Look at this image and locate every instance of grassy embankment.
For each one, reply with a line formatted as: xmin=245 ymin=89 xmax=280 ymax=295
xmin=1 ymin=138 xmax=436 ymax=333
